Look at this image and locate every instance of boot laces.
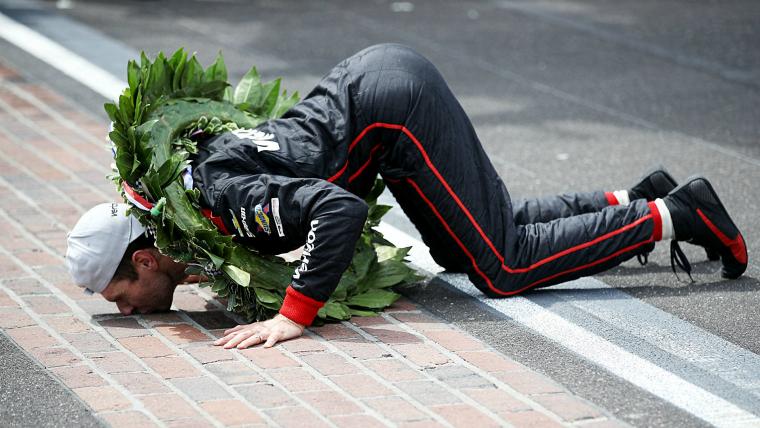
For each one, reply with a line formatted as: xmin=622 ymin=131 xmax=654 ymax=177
xmin=670 ymin=241 xmax=694 ymax=283
xmin=636 ymin=252 xmax=649 ymax=266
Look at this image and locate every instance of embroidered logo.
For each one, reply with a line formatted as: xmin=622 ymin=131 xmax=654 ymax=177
xmin=271 ymin=198 xmax=285 ymax=237
xmin=239 ymin=207 xmax=254 ymax=238
xmin=228 ymin=209 xmax=245 ymax=237
xmin=231 ymin=128 xmax=280 ymax=152
xmin=293 ymin=219 xmax=319 ymax=280
xmin=254 ymin=203 xmax=271 ymax=235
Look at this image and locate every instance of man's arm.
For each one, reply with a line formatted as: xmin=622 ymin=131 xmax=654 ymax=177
xmin=199 ymin=174 xmax=368 ymax=348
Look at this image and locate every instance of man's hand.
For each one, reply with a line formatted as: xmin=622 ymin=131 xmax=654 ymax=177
xmin=213 ymin=314 xmax=305 ymax=349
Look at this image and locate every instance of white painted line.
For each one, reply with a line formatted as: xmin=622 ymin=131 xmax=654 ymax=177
xmin=0 ymin=11 xmax=124 ymax=100
xmin=4 ymin=10 xmax=759 ymax=426
xmin=553 ymin=279 xmax=760 ymax=391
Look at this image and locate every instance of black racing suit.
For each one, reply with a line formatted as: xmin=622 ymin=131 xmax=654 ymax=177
xmin=192 ymin=44 xmax=660 ymax=325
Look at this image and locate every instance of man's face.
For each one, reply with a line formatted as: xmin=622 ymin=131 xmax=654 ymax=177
xmin=101 ymin=270 xmax=178 ymax=315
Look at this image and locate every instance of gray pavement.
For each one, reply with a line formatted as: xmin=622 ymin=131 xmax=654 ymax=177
xmin=0 ymin=331 xmax=102 ymax=428
xmin=1 ymin=0 xmax=758 ymax=426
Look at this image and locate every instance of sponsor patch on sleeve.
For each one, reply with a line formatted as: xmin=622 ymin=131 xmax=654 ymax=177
xmin=271 ymin=198 xmax=285 ymax=237
xmin=254 ymin=203 xmax=271 ymax=235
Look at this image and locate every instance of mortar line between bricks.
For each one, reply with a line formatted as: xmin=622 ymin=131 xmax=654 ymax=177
xmin=0 ymin=251 xmax=165 ymax=427
xmin=0 ymin=81 xmax=115 ymax=177
xmin=0 ymin=95 xmax=114 ymax=202
xmin=302 ymin=328 xmax=455 ymax=427
xmin=2 ymin=81 xmax=110 ymax=150
xmin=130 ymin=318 xmax=282 ymax=428
xmin=0 ymin=207 xmax=245 ymax=428
xmin=379 ymin=311 xmax=614 ymax=426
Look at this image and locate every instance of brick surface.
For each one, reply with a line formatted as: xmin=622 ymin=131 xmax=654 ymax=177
xmin=143 ymin=355 xmax=202 ymax=379
xmin=0 ymin=289 xmax=17 ymax=307
xmin=425 ymin=330 xmax=485 ymax=352
xmin=500 ymin=410 xmax=564 ymax=427
xmin=118 ymin=336 xmax=174 ymax=358
xmin=73 ymin=386 xmax=131 ymax=412
xmin=236 ymin=383 xmax=295 ymax=408
xmin=89 ymin=351 xmax=144 ymax=373
xmin=457 ymin=350 xmax=524 ymax=372
xmin=463 ymin=387 xmax=532 ymax=413
xmin=328 ymin=373 xmax=394 ymax=398
xmin=199 ymin=399 xmax=265 ymax=426
xmin=364 ymin=359 xmax=424 ymax=382
xmin=140 ymin=394 xmax=204 ymax=421
xmin=184 ymin=344 xmax=236 ymax=364
xmin=205 ymin=360 xmax=265 ymax=385
xmin=154 ymin=323 xmax=211 ymax=344
xmin=268 ymin=367 xmax=328 ymax=392
xmin=23 ymin=295 xmax=70 ymax=314
xmin=171 ymin=376 xmax=232 ymax=401
xmin=432 ymin=404 xmax=501 ymax=428
xmin=297 ymin=390 xmax=363 ymax=416
xmin=301 ymin=352 xmax=359 ymax=376
xmin=241 ymin=346 xmax=300 ymax=369
xmin=99 ymin=411 xmax=160 ymax=428
xmin=50 ymin=365 xmax=106 ymax=389
xmin=311 ymin=322 xmax=363 ymax=340
xmin=333 ymin=338 xmax=390 ymax=360
xmin=0 ymin=307 xmax=35 ymax=328
xmin=331 ymin=414 xmax=386 ymax=428
xmin=363 ymin=325 xmax=423 ymax=345
xmin=365 ymin=396 xmax=428 ymax=422
xmin=7 ymin=325 xmax=58 ymax=349
xmin=393 ymin=343 xmax=451 ymax=367
xmin=30 ymin=346 xmax=81 ymax=368
xmin=45 ymin=316 xmax=92 ymax=334
xmin=186 ymin=311 xmax=239 ymax=330
xmin=111 ymin=372 xmax=171 ymax=395
xmin=265 ymin=407 xmax=329 ymax=428
xmin=2 ymin=278 xmax=46 ymax=295
xmin=426 ymin=365 xmax=494 ymax=389
xmin=280 ymin=336 xmax=327 ymax=353
xmin=395 ymin=380 xmax=462 ymax=405
xmin=99 ymin=318 xmax=148 ymax=338
xmin=62 ymin=331 xmax=115 ymax=353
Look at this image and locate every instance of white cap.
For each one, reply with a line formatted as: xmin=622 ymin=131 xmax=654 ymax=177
xmin=65 ymin=203 xmax=147 ymax=294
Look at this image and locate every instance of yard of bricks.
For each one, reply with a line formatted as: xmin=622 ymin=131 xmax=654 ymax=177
xmin=0 ymin=58 xmax=625 ymax=427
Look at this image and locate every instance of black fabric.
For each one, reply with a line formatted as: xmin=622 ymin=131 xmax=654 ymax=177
xmin=192 ymin=44 xmax=657 ymax=302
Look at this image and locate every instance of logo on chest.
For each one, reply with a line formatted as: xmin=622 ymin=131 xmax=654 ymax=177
xmin=231 ymin=128 xmax=280 ymax=152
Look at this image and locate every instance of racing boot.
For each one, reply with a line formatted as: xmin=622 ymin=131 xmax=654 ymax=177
xmin=663 ymin=176 xmax=747 ymax=280
xmin=628 ymin=165 xmax=677 ymax=201
xmin=630 ymin=166 xmax=721 ymax=264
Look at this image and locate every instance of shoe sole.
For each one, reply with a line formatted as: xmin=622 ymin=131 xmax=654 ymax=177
xmin=669 ymin=176 xmax=747 ymax=279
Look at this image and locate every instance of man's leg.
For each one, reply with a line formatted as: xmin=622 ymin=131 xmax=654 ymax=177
xmin=511 ymin=192 xmax=609 ymax=225
xmin=337 ymin=44 xmax=661 ymax=295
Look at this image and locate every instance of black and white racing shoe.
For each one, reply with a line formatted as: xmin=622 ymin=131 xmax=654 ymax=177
xmin=629 ymin=165 xmax=678 ymax=201
xmin=664 ymin=176 xmax=748 ymax=280
xmin=631 ymin=166 xmax=721 ymax=265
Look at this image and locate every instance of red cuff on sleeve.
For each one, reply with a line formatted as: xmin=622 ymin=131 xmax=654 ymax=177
xmin=605 ymin=191 xmax=619 ymax=206
xmin=279 ymin=286 xmax=325 ymax=326
xmin=648 ymin=201 xmax=663 ymax=242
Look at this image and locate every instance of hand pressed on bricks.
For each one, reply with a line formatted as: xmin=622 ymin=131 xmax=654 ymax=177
xmin=214 ymin=314 xmax=305 ymax=349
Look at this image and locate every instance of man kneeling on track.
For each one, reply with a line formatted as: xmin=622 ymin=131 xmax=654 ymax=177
xmin=65 ymin=44 xmax=748 ymax=349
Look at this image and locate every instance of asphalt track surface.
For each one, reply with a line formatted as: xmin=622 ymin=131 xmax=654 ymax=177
xmin=0 ymin=0 xmax=758 ymax=426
